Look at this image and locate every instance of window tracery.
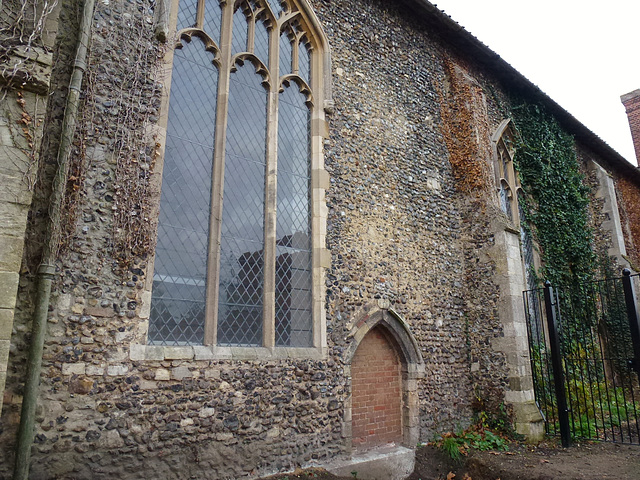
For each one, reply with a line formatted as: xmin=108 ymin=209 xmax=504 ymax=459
xmin=494 ymin=123 xmax=519 ymax=223
xmin=148 ymin=0 xmax=328 ymax=350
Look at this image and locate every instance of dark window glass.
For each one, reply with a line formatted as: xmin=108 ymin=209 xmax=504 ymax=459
xmin=217 ymin=64 xmax=268 ymax=346
xmin=499 ymin=142 xmax=509 ymax=182
xmin=266 ymin=0 xmax=283 ymax=18
xmin=280 ymin=30 xmax=292 ymax=75
xmin=519 ymin=191 xmax=536 ymax=290
xmin=204 ymin=0 xmax=222 ymax=42
xmin=149 ymin=39 xmax=218 ymax=345
xmin=275 ymin=86 xmax=312 ymax=347
xmin=232 ymin=6 xmax=249 ymax=54
xmin=177 ymin=0 xmax=198 ymax=30
xmin=298 ymin=41 xmax=310 ymax=82
xmin=500 ymin=180 xmax=512 ymax=220
xmin=254 ymin=18 xmax=270 ymax=64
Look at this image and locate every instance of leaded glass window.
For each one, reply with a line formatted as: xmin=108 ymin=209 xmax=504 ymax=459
xmin=280 ymin=30 xmax=292 ymax=75
xmin=149 ymin=0 xmax=326 ymax=348
xmin=217 ymin=65 xmax=267 ymax=346
xmin=149 ymin=38 xmax=218 ymax=345
xmin=298 ymin=41 xmax=310 ymax=82
xmin=519 ymin=191 xmax=536 ymax=290
xmin=276 ymin=86 xmax=312 ymax=347
xmin=232 ymin=6 xmax=249 ymax=54
xmin=204 ymin=1 xmax=222 ymax=41
xmin=254 ymin=19 xmax=270 ymax=62
xmin=494 ymin=124 xmax=519 ymax=223
xmin=266 ymin=0 xmax=283 ymax=18
xmin=177 ymin=0 xmax=197 ymax=31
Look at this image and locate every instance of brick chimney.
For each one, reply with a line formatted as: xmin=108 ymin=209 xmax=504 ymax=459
xmin=621 ymin=89 xmax=640 ymax=163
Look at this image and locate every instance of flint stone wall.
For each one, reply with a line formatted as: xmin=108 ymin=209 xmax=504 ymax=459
xmin=0 ymin=0 xmax=634 ymax=478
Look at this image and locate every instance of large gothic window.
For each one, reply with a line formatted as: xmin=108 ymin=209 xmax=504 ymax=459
xmin=148 ymin=0 xmax=327 ymax=349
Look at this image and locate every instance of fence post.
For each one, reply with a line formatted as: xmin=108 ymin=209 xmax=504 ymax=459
xmin=543 ymin=281 xmax=571 ymax=447
xmin=622 ymin=269 xmax=640 ymax=381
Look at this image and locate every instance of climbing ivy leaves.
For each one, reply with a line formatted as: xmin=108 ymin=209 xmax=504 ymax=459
xmin=511 ymin=101 xmax=596 ymax=287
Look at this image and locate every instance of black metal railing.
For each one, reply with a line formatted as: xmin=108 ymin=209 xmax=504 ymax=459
xmin=524 ymin=270 xmax=640 ymax=446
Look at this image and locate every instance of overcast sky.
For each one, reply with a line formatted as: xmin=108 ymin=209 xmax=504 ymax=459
xmin=431 ymin=0 xmax=639 ymax=165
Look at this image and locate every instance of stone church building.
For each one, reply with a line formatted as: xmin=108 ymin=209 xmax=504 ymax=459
xmin=1 ymin=0 xmax=640 ymax=478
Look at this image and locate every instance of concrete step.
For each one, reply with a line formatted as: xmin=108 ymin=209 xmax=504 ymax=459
xmin=323 ymin=444 xmax=415 ymax=480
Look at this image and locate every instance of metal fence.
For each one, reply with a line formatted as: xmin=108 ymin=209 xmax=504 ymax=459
xmin=523 ymin=270 xmax=640 ymax=446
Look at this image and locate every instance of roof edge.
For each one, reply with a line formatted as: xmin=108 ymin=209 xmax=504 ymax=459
xmin=400 ymin=0 xmax=640 ymax=183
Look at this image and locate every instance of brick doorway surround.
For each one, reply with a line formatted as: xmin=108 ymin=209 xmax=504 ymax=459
xmin=343 ymin=303 xmax=425 ymax=452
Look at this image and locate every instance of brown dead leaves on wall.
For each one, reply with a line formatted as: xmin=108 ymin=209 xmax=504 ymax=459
xmin=617 ymin=176 xmax=640 ymax=266
xmin=438 ymin=58 xmax=493 ymax=196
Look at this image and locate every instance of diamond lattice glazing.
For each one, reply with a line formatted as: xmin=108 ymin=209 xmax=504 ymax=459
xmin=265 ymin=0 xmax=283 ymax=18
xmin=232 ymin=7 xmax=248 ymax=54
xmin=177 ymin=0 xmax=198 ymax=31
xmin=254 ymin=18 xmax=270 ymax=64
xmin=280 ymin=31 xmax=292 ymax=75
xmin=275 ymin=86 xmax=312 ymax=347
xmin=217 ymin=64 xmax=267 ymax=346
xmin=149 ymin=39 xmax=218 ymax=345
xmin=204 ymin=0 xmax=222 ymax=41
xmin=298 ymin=42 xmax=310 ymax=82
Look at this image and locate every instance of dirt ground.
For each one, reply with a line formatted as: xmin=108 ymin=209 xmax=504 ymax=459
xmin=259 ymin=440 xmax=640 ymax=480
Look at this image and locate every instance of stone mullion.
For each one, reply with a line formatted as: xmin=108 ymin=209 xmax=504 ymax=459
xmin=291 ymin=34 xmax=299 ymax=75
xmin=262 ymin=20 xmax=280 ymax=349
xmin=247 ymin=12 xmax=255 ymax=52
xmin=196 ymin=0 xmax=205 ymax=29
xmin=204 ymin=0 xmax=234 ymax=346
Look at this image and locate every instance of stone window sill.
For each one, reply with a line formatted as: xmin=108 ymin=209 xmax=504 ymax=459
xmin=130 ymin=344 xmax=326 ymax=361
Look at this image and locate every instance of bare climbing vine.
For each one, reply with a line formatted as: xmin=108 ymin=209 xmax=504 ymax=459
xmin=110 ymin=3 xmax=166 ymax=269
xmin=0 ymin=0 xmax=58 ymax=93
xmin=57 ymin=0 xmax=166 ymax=270
xmin=12 ymin=89 xmax=47 ymax=191
xmin=0 ymin=0 xmax=55 ymax=193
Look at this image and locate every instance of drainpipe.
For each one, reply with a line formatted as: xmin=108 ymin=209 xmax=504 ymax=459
xmin=13 ymin=0 xmax=95 ymax=478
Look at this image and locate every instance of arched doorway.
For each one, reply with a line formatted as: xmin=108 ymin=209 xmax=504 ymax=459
xmin=351 ymin=326 xmax=403 ymax=449
xmin=344 ymin=305 xmax=424 ymax=452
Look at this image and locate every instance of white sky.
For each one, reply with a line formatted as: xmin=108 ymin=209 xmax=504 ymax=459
xmin=431 ymin=0 xmax=639 ymax=165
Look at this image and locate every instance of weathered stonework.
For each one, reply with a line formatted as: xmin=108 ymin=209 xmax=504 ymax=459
xmin=0 ymin=0 xmax=62 ymax=412
xmin=0 ymin=86 xmax=42 ymax=414
xmin=590 ymin=160 xmax=628 ymax=265
xmin=1 ymin=0 xmax=639 ymax=478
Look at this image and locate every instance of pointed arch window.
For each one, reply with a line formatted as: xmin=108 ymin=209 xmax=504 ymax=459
xmin=492 ymin=119 xmax=536 ymax=289
xmin=494 ymin=123 xmax=520 ymax=222
xmin=148 ymin=0 xmax=329 ymax=350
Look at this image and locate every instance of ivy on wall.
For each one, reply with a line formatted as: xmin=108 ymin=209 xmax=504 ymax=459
xmin=510 ymin=101 xmax=596 ymax=287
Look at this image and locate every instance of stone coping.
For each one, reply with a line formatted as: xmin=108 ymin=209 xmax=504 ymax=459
xmin=130 ymin=343 xmax=327 ymax=362
xmin=621 ymin=89 xmax=640 ymax=104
